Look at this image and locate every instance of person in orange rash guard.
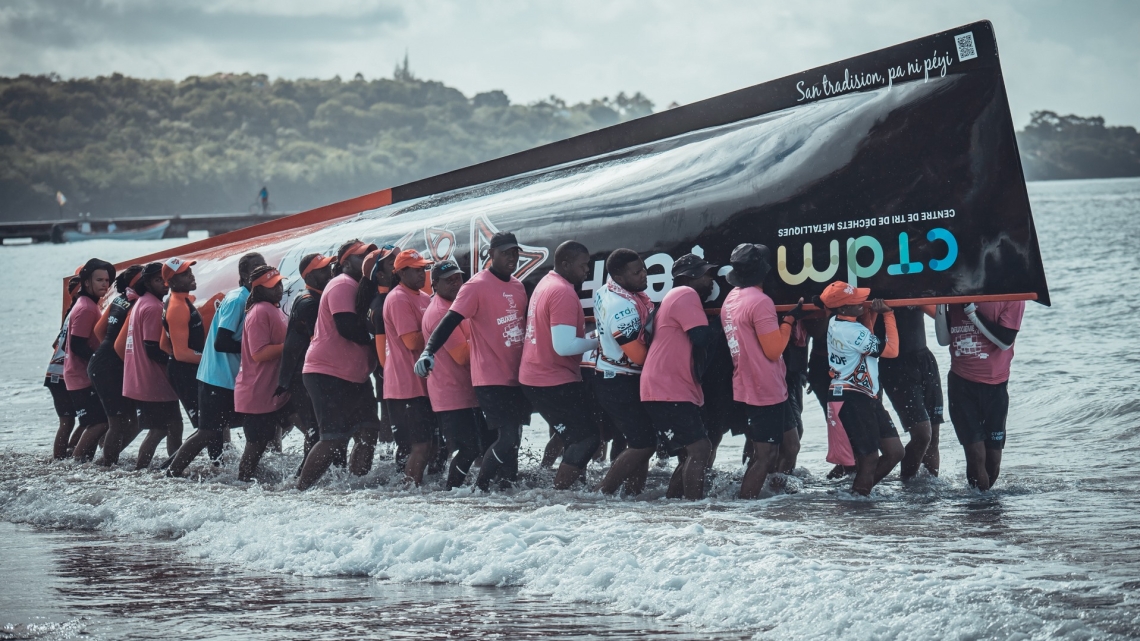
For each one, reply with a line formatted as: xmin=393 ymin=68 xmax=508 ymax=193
xmin=820 ymin=281 xmax=902 ymax=496
xmin=161 ymin=258 xmax=205 ymax=432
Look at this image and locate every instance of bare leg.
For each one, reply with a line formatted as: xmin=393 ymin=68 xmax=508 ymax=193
xmin=739 ymin=442 xmax=779 ymax=499
xmin=165 ymin=421 xmax=184 ymax=456
xmin=165 ymin=430 xmax=222 ymax=477
xmin=403 ymin=442 xmax=434 ymax=486
xmin=596 ymin=447 xmax=654 ymax=495
xmin=873 ymin=437 xmax=904 ymax=485
xmin=349 ymin=427 xmax=379 ymax=476
xmin=775 ymin=428 xmax=801 ymax=474
xmin=984 ymin=447 xmax=1002 ymax=489
xmin=553 ymin=463 xmax=586 ymax=490
xmin=541 ymin=433 xmax=564 ymax=468
xmin=99 ymin=414 xmax=134 ymax=467
xmin=922 ymin=422 xmax=941 ymax=476
xmin=851 ymin=451 xmax=879 ymax=496
xmin=53 ymin=417 xmax=76 ymax=460
xmin=899 ymin=421 xmax=932 ymax=480
xmin=962 ymin=441 xmax=991 ymax=490
xmin=238 ymin=439 xmax=273 ymax=482
xmin=666 ymin=450 xmax=686 ymax=499
xmin=297 ymin=439 xmax=348 ymax=490
xmin=72 ymin=422 xmax=109 ymax=463
xmin=682 ymin=438 xmax=712 ymax=500
xmin=135 ymin=430 xmax=168 ymax=470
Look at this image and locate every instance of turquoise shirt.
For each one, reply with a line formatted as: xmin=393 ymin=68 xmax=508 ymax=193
xmin=196 ymin=286 xmax=249 ymax=389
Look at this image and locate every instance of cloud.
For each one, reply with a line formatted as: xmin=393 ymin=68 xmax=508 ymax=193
xmin=1 ymin=0 xmax=1138 ymax=127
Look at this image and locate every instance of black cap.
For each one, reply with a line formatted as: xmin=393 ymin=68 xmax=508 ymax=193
xmin=431 ymin=260 xmax=463 ymax=282
xmin=725 ymin=243 xmax=772 ymax=287
xmin=490 ymin=232 xmax=520 ymax=251
xmin=141 ymin=262 xmax=164 ymax=280
xmin=671 ymin=253 xmax=718 ymax=279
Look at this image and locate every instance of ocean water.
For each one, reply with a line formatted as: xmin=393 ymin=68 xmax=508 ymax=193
xmin=2 ymin=178 xmax=1139 ymax=639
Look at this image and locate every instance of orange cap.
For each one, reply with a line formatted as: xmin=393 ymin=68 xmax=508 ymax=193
xmin=338 ymin=240 xmax=375 ymax=262
xmin=251 ymin=267 xmax=284 ymax=289
xmin=819 ymin=281 xmax=870 ymax=309
xmin=300 ymin=254 xmax=333 ymax=278
xmin=161 ymin=257 xmax=196 ymax=284
xmin=394 ymin=249 xmax=431 ymax=271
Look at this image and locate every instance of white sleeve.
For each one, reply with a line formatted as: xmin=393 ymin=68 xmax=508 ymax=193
xmin=551 ymin=324 xmax=599 ymax=357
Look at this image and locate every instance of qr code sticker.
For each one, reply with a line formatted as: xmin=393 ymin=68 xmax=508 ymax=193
xmin=955 ymin=32 xmax=977 ymax=62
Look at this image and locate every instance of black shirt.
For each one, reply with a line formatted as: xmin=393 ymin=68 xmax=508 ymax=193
xmin=278 ymin=291 xmax=321 ymax=388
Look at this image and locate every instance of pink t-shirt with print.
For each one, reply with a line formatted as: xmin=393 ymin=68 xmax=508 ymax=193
xmin=947 ymin=301 xmax=1025 ymax=385
xmin=520 ymin=271 xmax=584 ymax=387
xmin=235 ymin=301 xmax=289 ymax=415
xmin=64 ymin=295 xmax=100 ymax=390
xmin=448 ymin=269 xmax=527 ymax=388
xmin=422 ymin=294 xmax=478 ymax=412
xmin=640 ymin=286 xmax=709 ymax=406
xmin=303 ymin=273 xmax=374 ymax=384
xmin=383 ymin=283 xmax=430 ymax=400
xmin=122 ymin=292 xmax=178 ymax=402
xmin=721 ymin=286 xmax=788 ymax=407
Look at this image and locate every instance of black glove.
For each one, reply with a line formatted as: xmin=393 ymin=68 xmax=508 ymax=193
xmin=783 ymin=300 xmax=807 ymax=323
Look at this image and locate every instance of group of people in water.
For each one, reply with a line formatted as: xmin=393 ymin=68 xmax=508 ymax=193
xmin=46 ymin=232 xmax=1024 ymax=497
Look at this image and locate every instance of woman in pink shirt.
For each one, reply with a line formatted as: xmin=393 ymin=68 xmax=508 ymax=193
xmin=234 ymin=265 xmax=291 ymax=482
xmin=65 ymin=258 xmax=115 ymax=463
xmin=121 ymin=262 xmax=184 ymax=469
xmin=297 ymin=239 xmax=381 ymax=490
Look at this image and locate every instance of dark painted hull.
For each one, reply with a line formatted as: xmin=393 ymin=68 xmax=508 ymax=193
xmin=105 ymin=20 xmax=1048 ymax=314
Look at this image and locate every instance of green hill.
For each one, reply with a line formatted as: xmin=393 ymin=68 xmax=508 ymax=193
xmin=0 ymin=67 xmax=652 ymax=220
xmin=2 ymin=70 xmax=1136 ymax=221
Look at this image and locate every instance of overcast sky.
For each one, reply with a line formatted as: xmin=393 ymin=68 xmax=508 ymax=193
xmin=2 ymin=0 xmax=1137 ymax=127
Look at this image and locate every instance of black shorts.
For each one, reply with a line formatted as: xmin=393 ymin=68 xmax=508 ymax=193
xmin=135 ymin=400 xmax=182 ymax=431
xmin=198 ymin=382 xmax=239 ymax=432
xmin=522 ymin=383 xmax=598 ymax=449
xmin=744 ymin=400 xmax=791 ymax=445
xmin=68 ymin=386 xmax=107 ymax=428
xmin=437 ymin=407 xmax=493 ymax=452
xmin=948 ymin=371 xmax=1008 ymax=450
xmin=388 ymin=396 xmax=436 ymax=445
xmin=45 ymin=377 xmax=74 ymax=419
xmin=87 ymin=351 xmax=132 ymax=417
xmin=304 ymin=373 xmax=379 ymax=442
xmin=473 ymin=385 xmax=529 ymax=433
xmin=167 ymin=360 xmax=201 ymax=429
xmin=643 ymin=401 xmax=708 ymax=451
xmin=243 ymin=405 xmax=293 ymax=442
xmin=880 ymin=348 xmax=944 ymax=429
xmin=591 ymin=372 xmax=656 ymax=449
xmin=828 ymin=392 xmax=898 ymax=457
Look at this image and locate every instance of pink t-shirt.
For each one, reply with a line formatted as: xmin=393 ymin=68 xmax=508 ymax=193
xmin=448 ymin=269 xmax=527 ymax=387
xmin=235 ymin=301 xmax=289 ymax=415
xmin=422 ymin=295 xmax=478 ymax=412
xmin=721 ymin=286 xmax=788 ymax=407
xmin=303 ymin=273 xmax=375 ymax=384
xmin=382 ymin=284 xmax=430 ymax=400
xmin=520 ymin=271 xmax=585 ymax=387
xmin=64 ymin=295 xmax=100 ymax=390
xmin=947 ymin=301 xmax=1025 ymax=385
xmin=123 ymin=292 xmax=178 ymax=402
xmin=640 ymin=286 xmax=709 ymax=406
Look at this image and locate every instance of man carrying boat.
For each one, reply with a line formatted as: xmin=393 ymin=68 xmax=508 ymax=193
xmin=416 ymin=231 xmax=529 ymax=492
xmin=879 ymin=306 xmax=943 ymax=479
xmin=938 ymin=301 xmax=1025 ymax=491
xmin=640 ymin=254 xmax=717 ymax=500
xmin=519 ymin=241 xmax=601 ymax=490
xmin=820 ymin=281 xmax=903 ymax=496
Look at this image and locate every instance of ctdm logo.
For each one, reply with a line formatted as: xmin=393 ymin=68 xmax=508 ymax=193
xmin=777 ymin=228 xmax=958 ymax=287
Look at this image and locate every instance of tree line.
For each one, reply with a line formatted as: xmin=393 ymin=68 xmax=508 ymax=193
xmin=0 ymin=70 xmax=1135 ymax=220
